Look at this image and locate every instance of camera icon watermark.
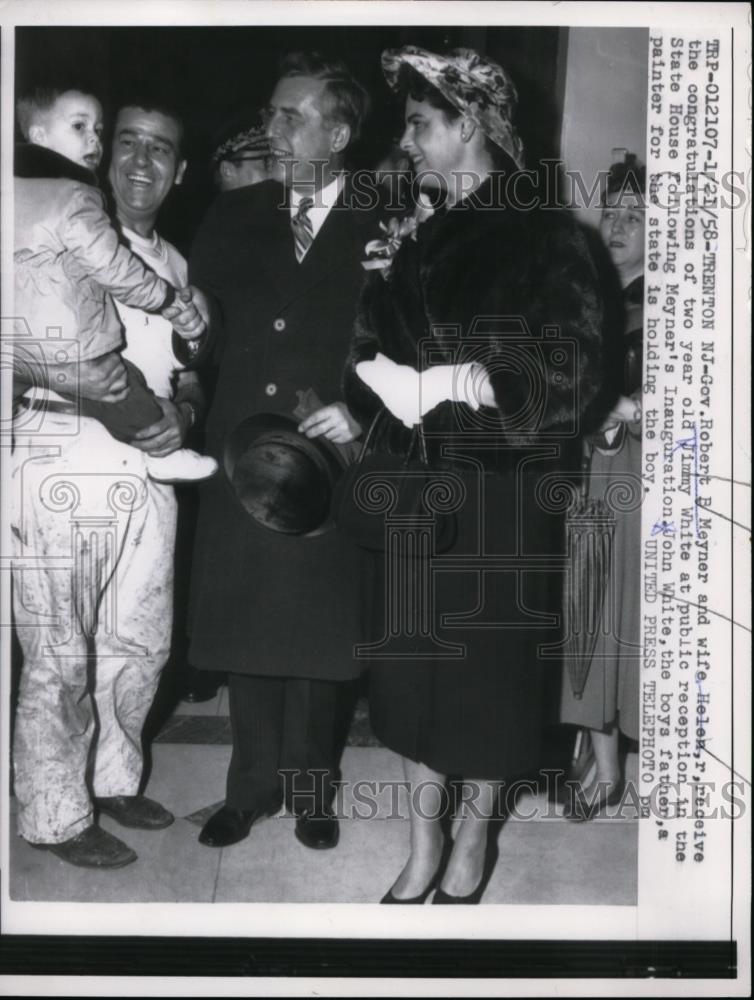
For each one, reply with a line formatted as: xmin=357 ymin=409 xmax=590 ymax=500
xmin=417 ymin=315 xmax=583 ymax=443
xmin=2 ymin=317 xmax=82 ymax=439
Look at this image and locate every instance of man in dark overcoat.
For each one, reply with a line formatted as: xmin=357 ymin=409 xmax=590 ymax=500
xmin=188 ymin=53 xmax=377 ymax=851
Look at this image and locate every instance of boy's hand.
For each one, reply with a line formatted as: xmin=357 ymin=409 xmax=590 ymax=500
xmin=188 ymin=285 xmax=210 ymax=328
xmin=163 ymin=286 xmax=207 ymax=341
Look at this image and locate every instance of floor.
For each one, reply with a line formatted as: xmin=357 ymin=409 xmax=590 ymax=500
xmin=7 ymin=675 xmax=639 ymax=906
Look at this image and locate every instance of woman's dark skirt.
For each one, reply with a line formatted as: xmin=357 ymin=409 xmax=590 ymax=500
xmin=366 ymin=455 xmax=565 ymax=780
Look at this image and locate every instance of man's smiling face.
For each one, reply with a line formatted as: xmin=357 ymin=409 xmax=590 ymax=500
xmin=108 ymin=106 xmax=187 ymax=234
xmin=264 ymin=75 xmax=342 ymax=191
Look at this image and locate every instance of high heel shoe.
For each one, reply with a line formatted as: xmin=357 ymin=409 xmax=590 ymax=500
xmin=381 ymin=834 xmax=452 ymax=904
xmin=563 ymin=777 xmax=625 ymax=822
xmin=432 ymin=831 xmax=499 ymax=905
xmin=567 ymin=729 xmax=595 ymax=785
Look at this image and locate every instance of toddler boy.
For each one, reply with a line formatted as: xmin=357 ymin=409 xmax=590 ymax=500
xmin=14 ymin=86 xmax=216 ymax=483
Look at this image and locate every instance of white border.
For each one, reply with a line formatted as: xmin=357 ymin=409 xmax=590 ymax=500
xmin=0 ymin=1 xmax=750 ymax=994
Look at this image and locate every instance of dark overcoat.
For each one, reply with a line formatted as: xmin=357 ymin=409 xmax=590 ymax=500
xmin=188 ymin=179 xmax=377 ymax=680
xmin=343 ymin=174 xmax=608 ymax=778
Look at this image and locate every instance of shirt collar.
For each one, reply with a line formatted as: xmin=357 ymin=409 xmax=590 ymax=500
xmin=120 ymin=224 xmax=161 ymax=252
xmin=289 ymin=174 xmax=344 ymax=239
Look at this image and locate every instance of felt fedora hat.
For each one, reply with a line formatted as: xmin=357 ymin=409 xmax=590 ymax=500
xmin=224 ymin=413 xmax=345 ymax=535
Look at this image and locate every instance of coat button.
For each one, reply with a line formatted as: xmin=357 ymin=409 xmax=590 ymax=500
xmin=265 ymin=382 xmax=278 ymax=396
xmin=273 ymin=317 xmax=286 ymax=332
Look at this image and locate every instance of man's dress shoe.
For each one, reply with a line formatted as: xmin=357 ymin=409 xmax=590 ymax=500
xmin=181 ymin=668 xmax=225 ymax=704
xmin=95 ymin=795 xmax=174 ymax=830
xmin=294 ymin=808 xmax=339 ymax=850
xmin=198 ymin=801 xmax=279 ymax=848
xmin=29 ymin=825 xmax=137 ymax=869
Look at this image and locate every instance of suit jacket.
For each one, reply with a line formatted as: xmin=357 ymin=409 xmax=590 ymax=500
xmin=188 ymin=179 xmax=377 ymax=680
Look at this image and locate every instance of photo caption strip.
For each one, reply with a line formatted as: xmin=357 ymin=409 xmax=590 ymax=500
xmin=640 ymin=28 xmax=745 ymax=938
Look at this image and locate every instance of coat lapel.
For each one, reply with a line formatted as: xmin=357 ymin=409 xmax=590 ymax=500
xmin=248 ymin=190 xmax=299 ymax=306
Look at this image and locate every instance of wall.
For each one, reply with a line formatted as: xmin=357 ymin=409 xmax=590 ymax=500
xmin=561 ymin=27 xmax=649 ymax=228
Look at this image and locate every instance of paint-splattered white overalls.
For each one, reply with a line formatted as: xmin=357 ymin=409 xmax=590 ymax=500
xmin=11 ymin=412 xmax=176 ymax=843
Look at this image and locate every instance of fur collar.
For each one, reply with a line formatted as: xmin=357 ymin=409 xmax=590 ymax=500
xmin=412 ymin=172 xmax=519 ymax=269
xmin=14 ymin=143 xmax=98 ymax=186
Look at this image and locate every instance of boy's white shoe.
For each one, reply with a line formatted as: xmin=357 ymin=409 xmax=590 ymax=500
xmin=145 ymin=449 xmax=218 ymax=484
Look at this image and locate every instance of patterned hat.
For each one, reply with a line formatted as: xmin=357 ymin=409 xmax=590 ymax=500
xmin=211 ymin=114 xmax=269 ymax=165
xmin=381 ymin=46 xmax=524 ymax=170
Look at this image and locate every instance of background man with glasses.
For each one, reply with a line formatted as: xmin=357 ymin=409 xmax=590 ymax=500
xmin=211 ymin=113 xmax=272 ymax=192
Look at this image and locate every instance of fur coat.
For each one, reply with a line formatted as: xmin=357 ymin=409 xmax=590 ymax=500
xmin=344 ymin=173 xmax=607 ymax=470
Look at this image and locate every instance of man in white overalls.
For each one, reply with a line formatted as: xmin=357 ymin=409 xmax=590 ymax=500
xmin=11 ymin=101 xmax=206 ymax=869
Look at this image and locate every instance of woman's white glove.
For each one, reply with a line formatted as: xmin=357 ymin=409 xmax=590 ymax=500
xmin=355 ymin=353 xmax=421 ymax=428
xmin=356 ymin=355 xmax=488 ymax=429
xmin=420 ymin=363 xmax=483 ymax=416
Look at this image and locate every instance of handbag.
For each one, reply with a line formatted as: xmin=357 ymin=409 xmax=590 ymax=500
xmin=332 ymin=409 xmax=457 ymax=554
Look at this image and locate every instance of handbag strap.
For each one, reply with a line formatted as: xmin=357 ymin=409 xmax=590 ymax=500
xmin=353 ymin=409 xmax=428 ymax=470
xmin=413 ymin=421 xmax=428 ymax=465
xmin=351 ymin=409 xmax=388 ymax=470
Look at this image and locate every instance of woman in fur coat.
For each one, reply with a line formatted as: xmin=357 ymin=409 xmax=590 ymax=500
xmin=344 ymin=46 xmax=607 ymax=903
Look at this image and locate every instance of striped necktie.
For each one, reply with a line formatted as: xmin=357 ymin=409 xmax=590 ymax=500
xmin=291 ymin=196 xmax=314 ymax=262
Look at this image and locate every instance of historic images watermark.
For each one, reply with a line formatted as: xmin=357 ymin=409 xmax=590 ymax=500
xmin=3 ymin=319 xmax=155 ymax=659
xmin=279 ymin=770 xmax=747 ymax=825
xmin=270 ymin=160 xmax=748 ymax=215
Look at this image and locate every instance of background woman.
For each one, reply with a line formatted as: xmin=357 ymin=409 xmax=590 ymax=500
xmin=344 ymin=46 xmax=606 ymax=903
xmin=560 ymin=155 xmax=645 ymax=819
